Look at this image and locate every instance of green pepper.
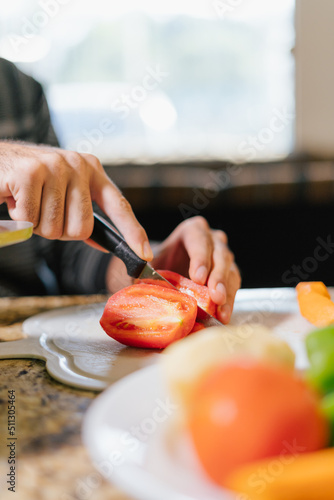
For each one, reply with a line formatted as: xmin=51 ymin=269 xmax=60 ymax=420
xmin=305 ymin=326 xmax=334 ymax=394
xmin=321 ymin=391 xmax=334 ymax=446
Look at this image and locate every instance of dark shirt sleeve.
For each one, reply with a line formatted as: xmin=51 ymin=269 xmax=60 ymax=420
xmin=36 ymin=237 xmax=111 ymax=295
xmin=0 ymin=58 xmax=113 ymax=296
xmin=0 ymin=57 xmax=59 ymax=146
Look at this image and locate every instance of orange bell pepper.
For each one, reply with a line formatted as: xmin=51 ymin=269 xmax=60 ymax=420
xmin=296 ymin=281 xmax=334 ymax=327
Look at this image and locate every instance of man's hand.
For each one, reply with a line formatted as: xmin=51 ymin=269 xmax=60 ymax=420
xmin=151 ymin=216 xmax=241 ymax=324
xmin=0 ymin=141 xmax=153 ymax=261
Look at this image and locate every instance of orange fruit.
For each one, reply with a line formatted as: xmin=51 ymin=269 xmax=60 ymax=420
xmin=187 ymin=359 xmax=329 ymax=485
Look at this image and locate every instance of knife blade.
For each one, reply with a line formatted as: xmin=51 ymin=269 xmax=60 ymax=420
xmin=90 ymin=213 xmax=223 ymax=327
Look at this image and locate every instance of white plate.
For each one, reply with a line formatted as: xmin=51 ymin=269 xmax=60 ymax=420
xmin=82 ymin=287 xmax=317 ymax=500
xmin=83 ymin=363 xmax=235 ymax=500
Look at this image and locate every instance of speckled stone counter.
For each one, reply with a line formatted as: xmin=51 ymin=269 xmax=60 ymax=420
xmin=0 ymin=296 xmax=132 ymax=500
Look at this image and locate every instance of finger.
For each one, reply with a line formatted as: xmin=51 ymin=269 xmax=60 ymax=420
xmin=61 ymin=179 xmax=94 ymax=240
xmin=6 ymin=175 xmax=43 ymax=228
xmin=49 ymin=150 xmax=94 ymax=240
xmin=107 ymin=189 xmax=153 ymax=261
xmin=206 ymin=230 xmax=234 ymax=305
xmin=181 ymin=217 xmax=214 ymax=284
xmin=85 ymin=156 xmax=152 ymax=260
xmin=34 ymin=176 xmax=67 ymax=239
xmin=59 ymin=156 xmax=94 ymax=240
xmin=216 ymin=263 xmax=242 ymax=324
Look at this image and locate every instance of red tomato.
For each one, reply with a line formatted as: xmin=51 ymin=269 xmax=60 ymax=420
xmin=100 ymin=283 xmax=197 ymax=349
xmin=187 ymin=360 xmax=329 ymax=485
xmin=190 ymin=322 xmax=206 ymax=334
xmin=139 ymin=270 xmax=216 ymax=319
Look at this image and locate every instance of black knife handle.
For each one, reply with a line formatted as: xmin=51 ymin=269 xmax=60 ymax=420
xmin=91 ymin=213 xmax=147 ymax=278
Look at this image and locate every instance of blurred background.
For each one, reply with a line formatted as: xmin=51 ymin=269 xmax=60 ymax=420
xmin=1 ymin=0 xmax=334 ymax=287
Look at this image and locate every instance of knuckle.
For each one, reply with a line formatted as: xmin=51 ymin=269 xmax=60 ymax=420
xmin=234 ymin=271 xmax=242 ymax=289
xmin=63 ymin=195 xmax=93 ymax=240
xmin=38 ymin=224 xmax=63 ymax=240
xmin=81 ymin=224 xmax=94 ymax=240
xmin=21 ymin=202 xmax=39 ymax=227
xmin=41 ymin=201 xmax=65 ymax=239
xmin=64 ymin=151 xmax=84 ymax=169
xmin=81 ymin=152 xmax=95 ymax=162
xmin=192 ymin=215 xmax=209 ymax=229
xmin=47 ymin=151 xmax=64 ymax=166
xmin=229 ymin=263 xmax=242 ymax=288
xmin=42 ymin=151 xmax=67 ymax=176
xmin=50 ymin=184 xmax=64 ymax=197
xmin=47 ymin=187 xmax=64 ymax=209
xmin=26 ymin=160 xmax=46 ymax=182
xmin=231 ymin=261 xmax=240 ymax=275
xmin=135 ymin=226 xmax=148 ymax=242
xmin=66 ymin=225 xmax=91 ymax=240
xmin=70 ymin=202 xmax=94 ymax=240
xmin=114 ymin=195 xmax=132 ymax=214
xmin=214 ymin=229 xmax=228 ymax=245
xmin=49 ymin=228 xmax=64 ymax=240
xmin=44 ymin=221 xmax=63 ymax=239
xmin=81 ymin=194 xmax=94 ymax=218
xmin=181 ymin=215 xmax=209 ymax=232
xmin=81 ymin=153 xmax=103 ymax=170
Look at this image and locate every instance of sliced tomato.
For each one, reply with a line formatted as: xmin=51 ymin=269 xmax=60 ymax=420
xmin=155 ymin=270 xmax=217 ymax=319
xmin=190 ymin=322 xmax=206 ymax=334
xmin=100 ymin=283 xmax=197 ymax=349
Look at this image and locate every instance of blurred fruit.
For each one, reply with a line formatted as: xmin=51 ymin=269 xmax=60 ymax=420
xmin=321 ymin=391 xmax=334 ymax=446
xmin=224 ymin=447 xmax=334 ymax=500
xmin=305 ymin=325 xmax=334 ymax=394
xmin=161 ymin=325 xmax=295 ymax=410
xmin=296 ymin=281 xmax=334 ymax=327
xmin=187 ymin=359 xmax=329 ymax=485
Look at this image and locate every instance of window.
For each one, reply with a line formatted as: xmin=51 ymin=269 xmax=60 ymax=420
xmin=0 ymin=0 xmax=295 ymax=163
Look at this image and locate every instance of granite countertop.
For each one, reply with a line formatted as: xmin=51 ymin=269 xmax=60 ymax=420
xmin=0 ymin=295 xmax=132 ymax=500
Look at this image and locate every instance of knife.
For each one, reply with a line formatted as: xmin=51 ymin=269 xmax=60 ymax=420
xmin=90 ymin=213 xmax=223 ymax=327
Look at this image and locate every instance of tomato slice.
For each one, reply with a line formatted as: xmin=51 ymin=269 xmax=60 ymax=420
xmin=155 ymin=270 xmax=217 ymax=319
xmin=190 ymin=321 xmax=206 ymax=334
xmin=100 ymin=283 xmax=197 ymax=349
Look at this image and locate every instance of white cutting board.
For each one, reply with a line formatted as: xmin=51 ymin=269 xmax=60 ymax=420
xmin=0 ymin=288 xmax=317 ymax=391
xmin=0 ymin=301 xmax=160 ymax=391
